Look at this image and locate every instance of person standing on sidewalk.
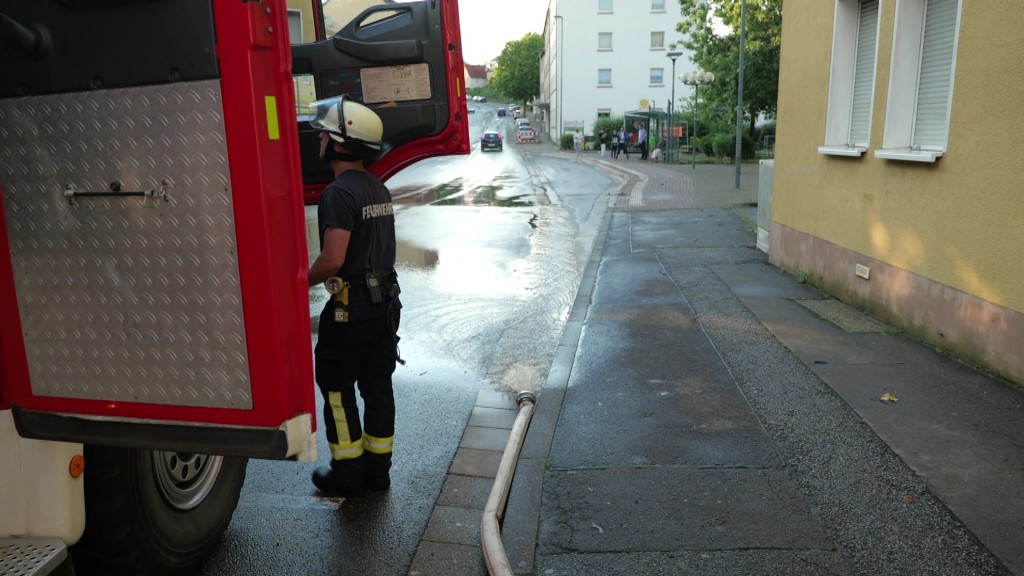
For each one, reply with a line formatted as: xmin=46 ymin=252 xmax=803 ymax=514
xmin=638 ymin=124 xmax=648 ymax=161
xmin=617 ymin=126 xmax=630 ymax=160
xmin=573 ymin=130 xmax=584 ymax=160
xmin=599 ymin=129 xmax=608 ymax=158
xmin=307 ymin=95 xmax=403 ymax=497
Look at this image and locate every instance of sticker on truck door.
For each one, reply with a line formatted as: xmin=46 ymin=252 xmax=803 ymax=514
xmin=361 ymin=64 xmax=432 ymax=103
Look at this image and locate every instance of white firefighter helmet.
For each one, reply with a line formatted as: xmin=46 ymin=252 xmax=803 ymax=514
xmin=308 ymin=95 xmax=384 ymax=151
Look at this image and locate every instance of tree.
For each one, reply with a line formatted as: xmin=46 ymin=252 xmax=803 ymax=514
xmin=675 ymin=0 xmax=781 ymax=137
xmin=491 ymin=33 xmax=544 ymax=104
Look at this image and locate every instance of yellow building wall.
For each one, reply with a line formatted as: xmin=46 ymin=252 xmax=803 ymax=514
xmin=773 ymin=1 xmax=1024 ymax=315
xmin=285 ymin=0 xmax=318 ymax=43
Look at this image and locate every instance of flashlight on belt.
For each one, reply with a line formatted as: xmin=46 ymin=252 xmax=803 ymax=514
xmin=324 ymin=276 xmax=350 ymax=323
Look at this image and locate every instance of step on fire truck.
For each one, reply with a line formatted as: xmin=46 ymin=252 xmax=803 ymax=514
xmin=0 ymin=1 xmax=468 ymax=574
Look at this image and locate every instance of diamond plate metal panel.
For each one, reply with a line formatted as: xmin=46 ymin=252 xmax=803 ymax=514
xmin=0 ymin=538 xmax=67 ymax=576
xmin=0 ymin=81 xmax=252 ymax=409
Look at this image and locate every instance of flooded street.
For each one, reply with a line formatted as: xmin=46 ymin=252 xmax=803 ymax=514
xmin=308 ymin=103 xmax=613 ymax=395
xmin=201 ymin=102 xmax=618 ymax=576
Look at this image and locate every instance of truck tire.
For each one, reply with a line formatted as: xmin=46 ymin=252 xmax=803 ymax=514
xmin=71 ymin=445 xmax=247 ymax=576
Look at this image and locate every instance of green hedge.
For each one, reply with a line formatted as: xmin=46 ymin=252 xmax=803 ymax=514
xmin=592 ymin=117 xmax=624 ymax=139
xmin=706 ymin=133 xmax=756 ymax=160
xmin=560 ymin=133 xmax=575 ymax=150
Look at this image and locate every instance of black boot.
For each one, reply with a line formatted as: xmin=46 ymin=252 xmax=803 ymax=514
xmin=364 ymin=452 xmax=392 ymax=492
xmin=312 ymin=457 xmax=365 ymax=496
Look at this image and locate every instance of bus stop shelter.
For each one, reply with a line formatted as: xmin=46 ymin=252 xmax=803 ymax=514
xmin=623 ymin=108 xmax=672 ymax=159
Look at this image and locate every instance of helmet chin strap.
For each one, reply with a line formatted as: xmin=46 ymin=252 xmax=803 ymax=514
xmin=322 ymin=140 xmax=364 ymax=165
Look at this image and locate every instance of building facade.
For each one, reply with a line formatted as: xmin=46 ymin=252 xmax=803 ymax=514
xmin=539 ymin=0 xmax=694 ymax=140
xmin=771 ymin=0 xmax=1024 ymax=384
xmin=464 ymin=64 xmax=489 ymax=89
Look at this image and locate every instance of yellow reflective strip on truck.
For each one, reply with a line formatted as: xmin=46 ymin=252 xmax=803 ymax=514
xmin=265 ymin=96 xmax=280 ymax=140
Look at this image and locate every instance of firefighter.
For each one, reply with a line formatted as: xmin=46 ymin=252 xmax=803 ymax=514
xmin=307 ymin=95 xmax=403 ymax=496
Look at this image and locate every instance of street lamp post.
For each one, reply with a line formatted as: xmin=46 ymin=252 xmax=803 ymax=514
xmin=666 ymin=51 xmax=682 ymax=164
xmin=681 ymin=71 xmax=715 ymax=169
xmin=734 ymin=0 xmax=747 ymax=188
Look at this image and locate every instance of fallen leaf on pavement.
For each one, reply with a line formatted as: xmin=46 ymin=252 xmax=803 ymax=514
xmin=878 ymin=392 xmax=899 ymax=403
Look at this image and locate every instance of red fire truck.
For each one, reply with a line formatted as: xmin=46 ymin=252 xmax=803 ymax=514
xmin=0 ymin=1 xmax=468 ymax=574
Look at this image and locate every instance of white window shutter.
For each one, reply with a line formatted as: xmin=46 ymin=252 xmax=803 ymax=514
xmin=848 ymin=0 xmax=878 ymax=146
xmin=912 ymin=0 xmax=958 ymax=148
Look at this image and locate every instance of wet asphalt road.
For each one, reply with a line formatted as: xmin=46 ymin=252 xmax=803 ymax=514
xmin=196 ymin=102 xmax=616 ymax=575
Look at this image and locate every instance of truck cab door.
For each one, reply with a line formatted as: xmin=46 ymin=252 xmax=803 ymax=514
xmin=0 ymin=0 xmax=467 ymax=460
xmin=289 ymin=0 xmax=470 ymax=202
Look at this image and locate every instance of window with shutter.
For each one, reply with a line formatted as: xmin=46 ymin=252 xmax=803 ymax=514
xmin=912 ymin=0 xmax=958 ymax=148
xmin=877 ymin=0 xmax=961 ymax=162
xmin=819 ymin=0 xmax=880 ymax=157
xmin=848 ymin=0 xmax=878 ymax=146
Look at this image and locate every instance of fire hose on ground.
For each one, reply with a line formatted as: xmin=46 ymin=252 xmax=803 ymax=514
xmin=480 ymin=391 xmax=537 ymax=576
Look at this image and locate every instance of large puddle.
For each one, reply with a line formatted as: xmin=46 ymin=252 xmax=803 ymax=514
xmin=304 ymin=153 xmax=593 ymax=394
xmin=391 ymin=171 xmax=548 ymax=208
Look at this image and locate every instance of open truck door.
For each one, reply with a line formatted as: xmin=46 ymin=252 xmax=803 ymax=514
xmin=290 ymin=0 xmax=470 ymax=202
xmin=0 ymin=1 xmax=466 ymax=573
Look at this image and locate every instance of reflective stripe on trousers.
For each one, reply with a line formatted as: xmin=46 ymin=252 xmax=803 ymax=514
xmin=329 ymin=391 xmax=363 ymax=460
xmin=328 ymin=394 xmax=394 ymax=460
xmin=363 ymin=433 xmax=393 ymax=455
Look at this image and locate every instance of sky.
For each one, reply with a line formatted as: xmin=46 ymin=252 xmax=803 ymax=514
xmin=458 ymin=0 xmax=550 ymax=64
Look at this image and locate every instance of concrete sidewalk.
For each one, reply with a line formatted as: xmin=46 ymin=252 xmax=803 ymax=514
xmin=409 ymin=142 xmax=1024 ymax=576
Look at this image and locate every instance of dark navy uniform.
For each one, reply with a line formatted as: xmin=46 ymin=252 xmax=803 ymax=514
xmin=314 ymin=169 xmax=401 ymax=492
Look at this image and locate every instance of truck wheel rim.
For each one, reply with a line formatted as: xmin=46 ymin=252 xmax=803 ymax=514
xmin=152 ymin=451 xmax=224 ymax=511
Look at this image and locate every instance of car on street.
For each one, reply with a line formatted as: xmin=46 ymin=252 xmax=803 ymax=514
xmin=480 ymin=130 xmax=502 ymax=152
xmin=515 ymin=122 xmax=534 ymax=143
xmin=497 ymin=107 xmax=506 ymax=117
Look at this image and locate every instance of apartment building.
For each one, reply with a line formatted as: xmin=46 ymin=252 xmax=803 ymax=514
xmin=539 ymin=0 xmax=694 ymax=139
